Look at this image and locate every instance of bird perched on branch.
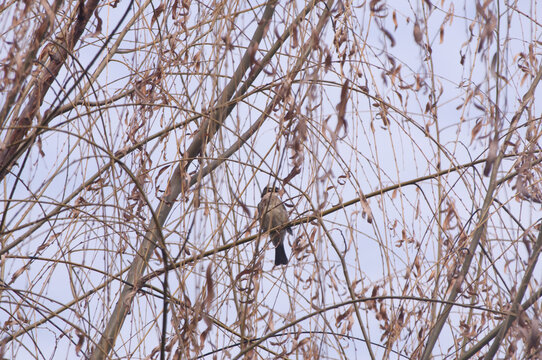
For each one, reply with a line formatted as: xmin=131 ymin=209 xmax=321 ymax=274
xmin=257 ymin=185 xmax=292 ymax=265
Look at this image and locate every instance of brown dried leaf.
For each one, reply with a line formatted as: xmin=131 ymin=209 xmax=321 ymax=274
xmin=297 ymin=337 xmax=310 ymax=348
xmin=283 ymin=166 xmax=301 ymax=185
xmin=291 ymin=24 xmax=298 ymax=48
xmin=380 ymin=26 xmax=396 ymax=47
xmin=204 ymin=264 xmax=215 ymax=309
xmin=89 ymin=9 xmax=102 ymax=38
xmin=154 ymin=164 xmax=171 ymax=184
xmin=413 ymin=22 xmax=423 ymax=45
xmin=37 ymin=136 xmax=45 ymax=157
xmin=483 ymin=136 xmax=499 ymax=177
xmin=325 ymin=51 xmax=332 ymax=72
xmin=152 ymin=3 xmax=165 ymax=26
xmin=335 ymin=306 xmax=353 ymax=326
xmin=10 ymin=265 xmax=28 ymax=284
xmin=75 ymin=329 xmax=85 ymax=354
xmin=16 ymin=309 xmax=28 ymax=323
xmin=360 ymin=194 xmax=373 ymax=224
xmin=335 ymin=80 xmax=350 ymax=138
xmin=470 ymin=119 xmax=483 ymax=144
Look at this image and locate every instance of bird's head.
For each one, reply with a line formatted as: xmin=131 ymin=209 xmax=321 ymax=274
xmin=261 ymin=185 xmax=280 ymax=197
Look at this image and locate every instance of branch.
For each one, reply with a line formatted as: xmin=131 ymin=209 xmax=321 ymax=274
xmin=88 ymin=1 xmax=281 ymax=358
xmin=458 ymin=286 xmax=542 ymax=359
xmin=0 ymin=0 xmax=64 ymax=127
xmin=482 ymin=222 xmax=542 ymax=359
xmin=420 ymin=63 xmax=542 ymax=359
xmin=0 ymin=0 xmax=101 ymax=180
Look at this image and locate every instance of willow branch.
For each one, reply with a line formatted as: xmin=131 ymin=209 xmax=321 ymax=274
xmin=421 ymin=63 xmax=542 ymax=359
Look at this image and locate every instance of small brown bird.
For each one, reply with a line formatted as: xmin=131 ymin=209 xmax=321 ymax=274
xmin=257 ymin=185 xmax=292 ymax=265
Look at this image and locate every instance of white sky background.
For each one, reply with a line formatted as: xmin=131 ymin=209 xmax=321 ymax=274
xmin=1 ymin=0 xmax=542 ymax=359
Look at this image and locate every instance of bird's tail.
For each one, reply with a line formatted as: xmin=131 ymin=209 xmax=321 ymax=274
xmin=274 ymin=242 xmax=288 ymax=265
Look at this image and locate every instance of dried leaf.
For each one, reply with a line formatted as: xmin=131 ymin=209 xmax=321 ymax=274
xmin=325 ymin=51 xmax=332 ymax=72
xmin=204 ymin=264 xmax=215 ymax=309
xmin=483 ymin=136 xmax=499 ymax=177
xmin=335 ymin=80 xmax=350 ymax=137
xmin=37 ymin=136 xmax=45 ymax=157
xmin=413 ymin=22 xmax=423 ymax=45
xmin=283 ymin=166 xmax=301 ymax=185
xmin=380 ymin=26 xmax=396 ymax=47
xmin=75 ymin=329 xmax=85 ymax=354
xmin=470 ymin=119 xmax=483 ymax=144
xmin=152 ymin=3 xmax=165 ymax=26
xmin=423 ymin=0 xmax=433 ymax=10
xmin=291 ymin=24 xmax=298 ymax=48
xmin=154 ymin=164 xmax=171 ymax=184
xmin=90 ymin=9 xmax=102 ymax=37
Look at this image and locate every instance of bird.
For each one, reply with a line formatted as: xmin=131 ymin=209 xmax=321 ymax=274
xmin=257 ymin=185 xmax=292 ymax=265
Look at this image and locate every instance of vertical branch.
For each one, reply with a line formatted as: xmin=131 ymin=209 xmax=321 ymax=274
xmin=88 ymin=1 xmax=280 ymax=358
xmin=421 ymin=63 xmax=542 ymax=360
xmin=0 ymin=0 xmax=100 ymax=181
xmin=459 ymin=287 xmax=542 ymax=359
xmin=0 ymin=0 xmax=64 ymax=127
xmin=482 ymin=222 xmax=542 ymax=359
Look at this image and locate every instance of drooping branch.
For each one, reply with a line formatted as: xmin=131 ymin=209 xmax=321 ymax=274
xmin=458 ymin=286 xmax=542 ymax=359
xmin=482 ymin=221 xmax=542 ymax=359
xmin=421 ymin=63 xmax=542 ymax=360
xmin=0 ymin=0 xmax=64 ymax=127
xmin=88 ymin=1 xmax=282 ymax=358
xmin=0 ymin=0 xmax=101 ymax=181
